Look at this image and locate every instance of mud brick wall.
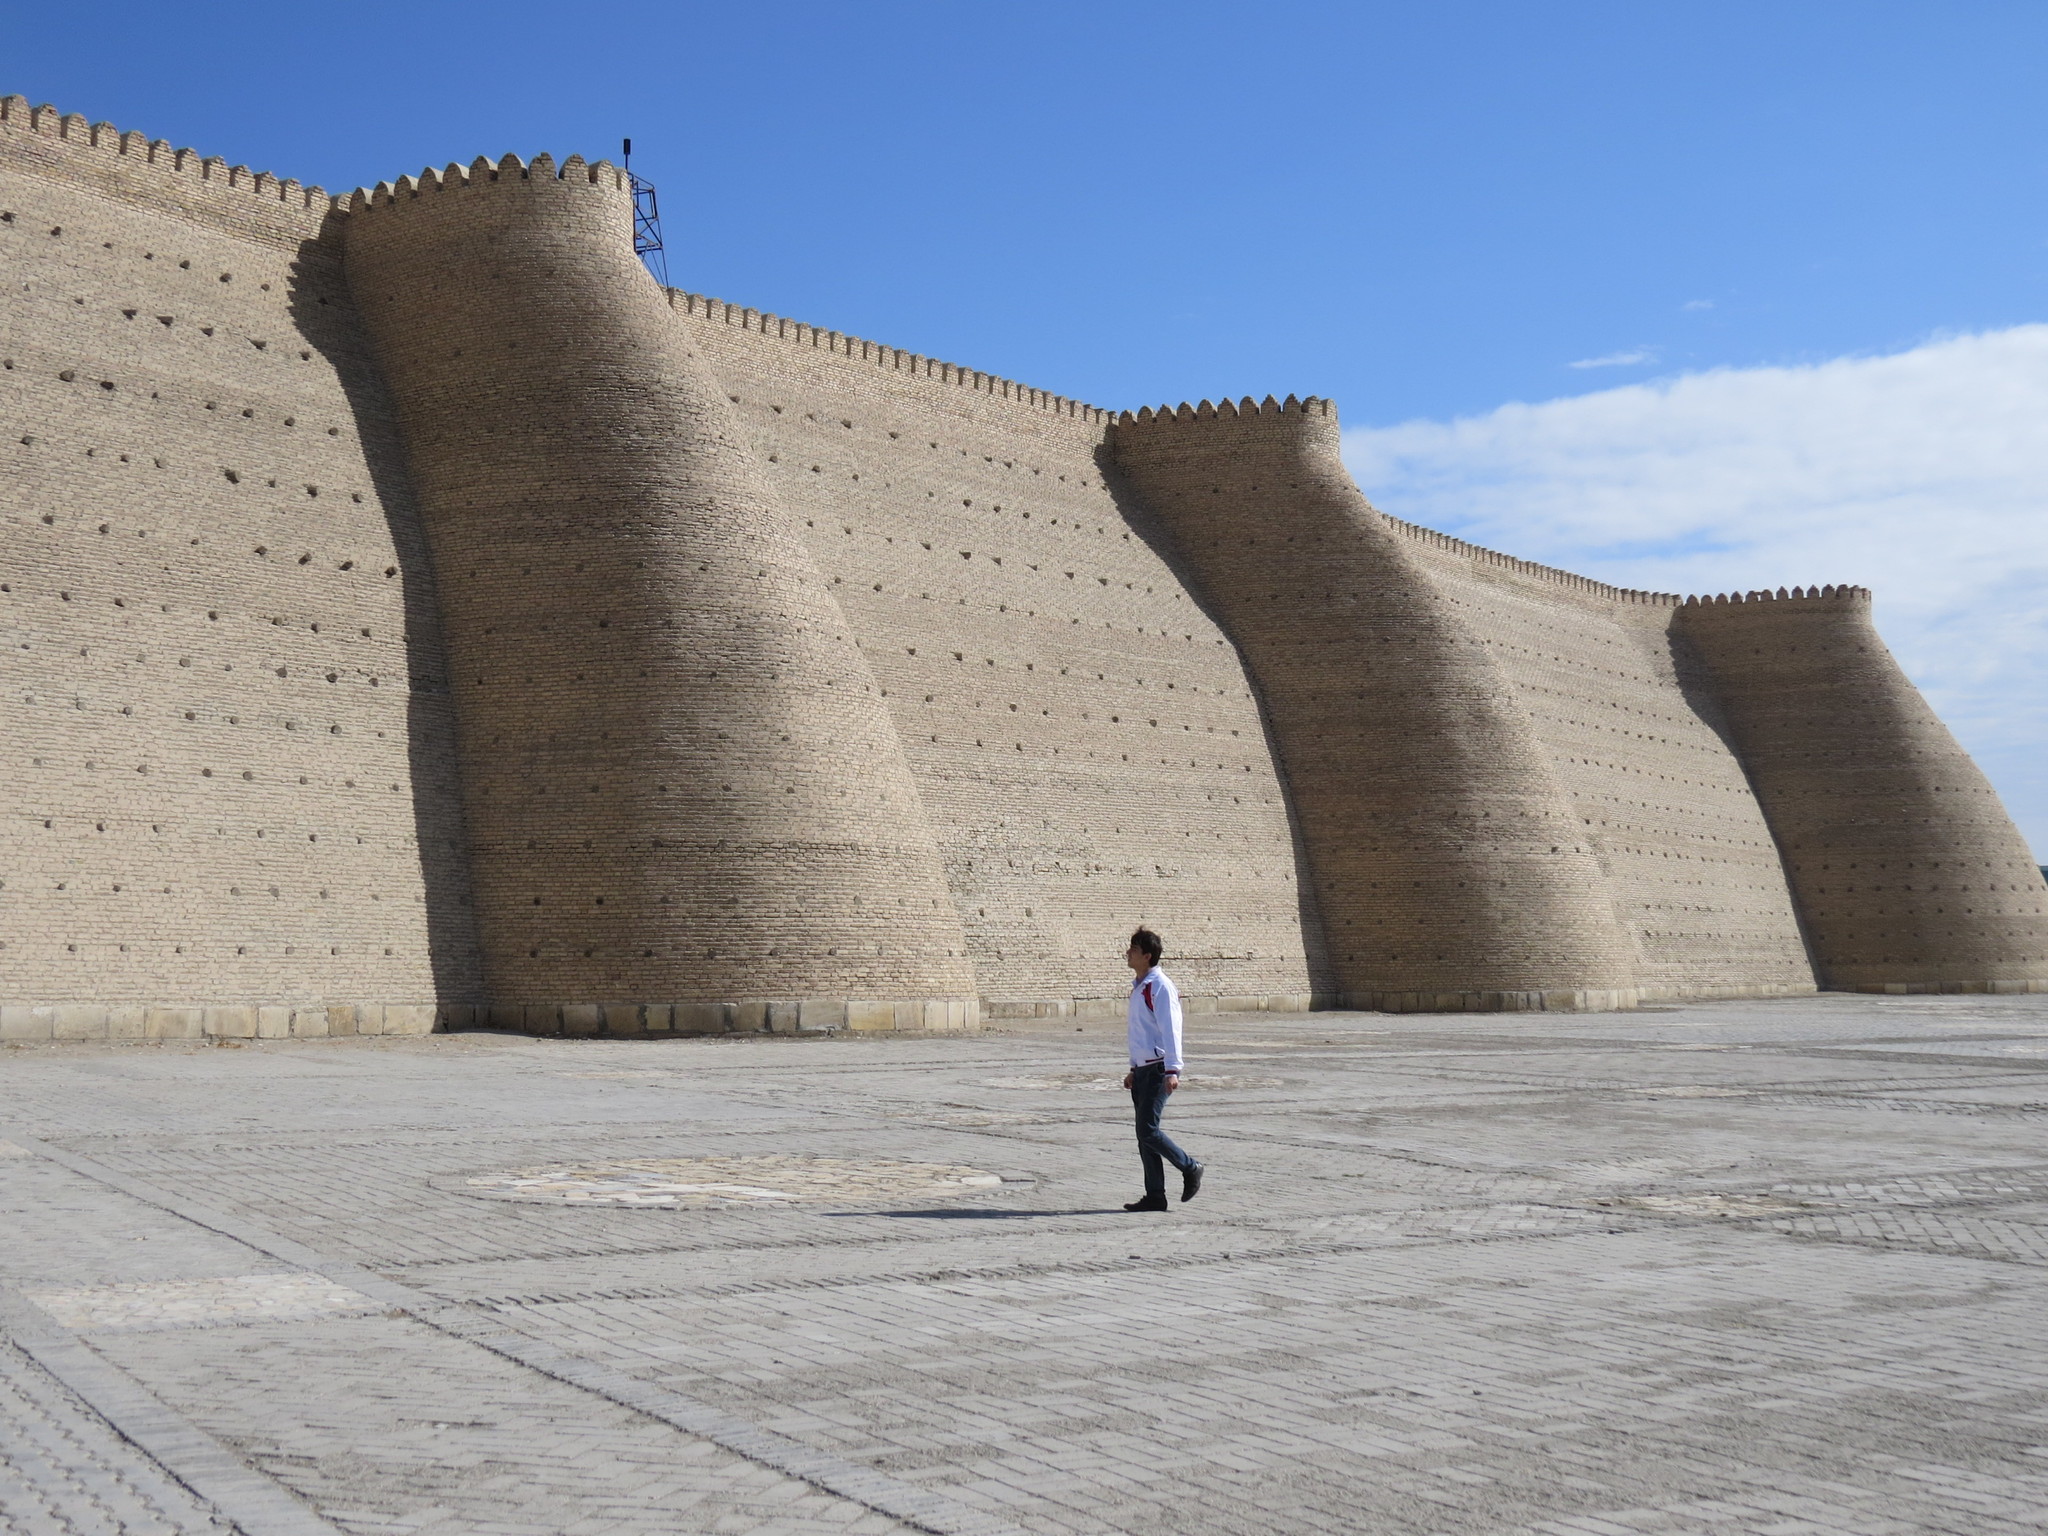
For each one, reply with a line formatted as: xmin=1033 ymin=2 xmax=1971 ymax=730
xmin=678 ymin=299 xmax=1320 ymax=1013
xmin=1393 ymin=525 xmax=1815 ymax=1000
xmin=0 ymin=100 xmax=475 ymax=1037
xmin=1679 ymin=587 xmax=2048 ymax=992
xmin=5 ymin=98 xmax=2043 ymax=1029
xmin=341 ymin=156 xmax=976 ymax=1027
xmin=1111 ymin=397 xmax=1638 ymax=1011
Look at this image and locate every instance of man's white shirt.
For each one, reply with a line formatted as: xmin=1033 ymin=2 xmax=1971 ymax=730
xmin=1127 ymin=965 xmax=1185 ymax=1072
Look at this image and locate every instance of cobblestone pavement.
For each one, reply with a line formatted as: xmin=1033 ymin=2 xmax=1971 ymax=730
xmin=7 ymin=993 xmax=2048 ymax=1535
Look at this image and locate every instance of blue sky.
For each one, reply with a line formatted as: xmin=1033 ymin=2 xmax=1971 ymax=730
xmin=11 ymin=1 xmax=2048 ymax=850
xmin=13 ymin=1 xmax=2047 ymax=421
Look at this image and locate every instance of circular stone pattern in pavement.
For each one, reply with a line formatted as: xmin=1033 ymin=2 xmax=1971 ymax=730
xmin=460 ymin=1155 xmax=1003 ymax=1208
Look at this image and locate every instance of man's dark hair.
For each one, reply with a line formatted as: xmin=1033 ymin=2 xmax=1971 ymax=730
xmin=1130 ymin=927 xmax=1164 ymax=965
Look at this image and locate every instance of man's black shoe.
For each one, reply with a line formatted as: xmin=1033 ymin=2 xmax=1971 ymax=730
xmin=1181 ymin=1161 xmax=1204 ymax=1203
xmin=1123 ymin=1195 xmax=1169 ymax=1212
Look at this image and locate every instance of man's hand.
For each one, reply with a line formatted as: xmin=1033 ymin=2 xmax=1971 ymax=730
xmin=1164 ymin=1071 xmax=1180 ymax=1094
xmin=1121 ymin=1070 xmax=1133 ymax=1090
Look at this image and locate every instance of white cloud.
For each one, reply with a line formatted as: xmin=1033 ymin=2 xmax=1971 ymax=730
xmin=1343 ymin=326 xmax=2048 ymax=858
xmin=1681 ymin=298 xmax=1714 ymax=311
xmin=1568 ymin=347 xmax=1658 ymax=369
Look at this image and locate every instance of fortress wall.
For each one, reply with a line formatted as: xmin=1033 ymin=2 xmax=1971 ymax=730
xmin=1111 ymin=397 xmax=1638 ymax=1011
xmin=8 ymin=105 xmax=2035 ymax=1027
xmin=1389 ymin=525 xmax=1816 ymax=998
xmin=342 ymin=160 xmax=978 ymax=1033
xmin=675 ymin=296 xmax=1321 ymax=1012
xmin=0 ymin=102 xmax=475 ymax=1039
xmin=1678 ymin=588 xmax=2048 ymax=993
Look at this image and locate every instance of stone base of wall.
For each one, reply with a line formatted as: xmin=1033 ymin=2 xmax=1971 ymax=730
xmin=449 ymin=996 xmax=983 ymax=1037
xmin=0 ymin=1004 xmax=441 ymax=1043
xmin=20 ymin=980 xmax=2030 ymax=1045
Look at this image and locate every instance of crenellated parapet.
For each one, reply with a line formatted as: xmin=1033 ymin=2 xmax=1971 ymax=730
xmin=1112 ymin=390 xmax=1639 ymax=1011
xmin=1683 ymin=585 xmax=1870 ymax=605
xmin=671 ymin=290 xmax=1114 ymax=423
xmin=1678 ymin=588 xmax=2048 ymax=992
xmin=340 ymin=145 xmax=978 ymax=1029
xmin=344 ymin=150 xmax=628 ymax=211
xmin=1386 ymin=516 xmax=1686 ymax=606
xmin=0 ymin=96 xmax=335 ymax=246
xmin=1119 ymin=393 xmax=1334 ymax=425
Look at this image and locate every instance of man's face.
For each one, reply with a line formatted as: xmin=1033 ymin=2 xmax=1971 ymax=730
xmin=1127 ymin=943 xmax=1147 ymax=973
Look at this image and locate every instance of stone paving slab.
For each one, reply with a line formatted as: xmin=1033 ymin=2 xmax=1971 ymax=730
xmin=4 ymin=994 xmax=2048 ymax=1533
xmin=0 ymin=1340 xmax=232 ymax=1536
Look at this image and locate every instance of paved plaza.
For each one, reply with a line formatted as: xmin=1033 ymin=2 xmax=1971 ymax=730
xmin=5 ymin=994 xmax=2048 ymax=1536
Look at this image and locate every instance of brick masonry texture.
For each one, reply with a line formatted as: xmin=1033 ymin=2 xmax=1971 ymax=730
xmin=0 ymin=101 xmax=478 ymax=1030
xmin=1679 ymin=587 xmax=2048 ymax=992
xmin=681 ymin=300 xmax=1321 ymax=1012
xmin=1395 ymin=526 xmax=1818 ymax=1001
xmin=1114 ymin=398 xmax=1640 ymax=1010
xmin=341 ymin=156 xmax=976 ymax=1026
xmin=3 ymin=99 xmax=2044 ymax=1033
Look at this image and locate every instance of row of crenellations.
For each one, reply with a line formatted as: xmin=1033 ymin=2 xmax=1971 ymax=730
xmin=1 ymin=97 xmax=628 ymax=217
xmin=1 ymin=96 xmax=332 ymax=213
xmin=1118 ymin=395 xmax=1334 ymax=424
xmin=347 ymin=153 xmax=627 ymax=211
xmin=672 ymin=291 xmax=1114 ymax=424
xmin=1387 ymin=517 xmax=1870 ymax=611
xmin=1684 ymin=585 xmax=1870 ymax=604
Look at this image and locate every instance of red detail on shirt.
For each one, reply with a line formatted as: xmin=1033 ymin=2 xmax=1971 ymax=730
xmin=1142 ymin=982 xmax=1154 ymax=1010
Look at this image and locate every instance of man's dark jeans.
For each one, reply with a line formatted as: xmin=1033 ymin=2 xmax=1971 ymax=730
xmin=1129 ymin=1061 xmax=1196 ymax=1199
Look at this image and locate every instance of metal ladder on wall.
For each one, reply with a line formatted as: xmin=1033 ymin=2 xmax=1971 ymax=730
xmin=622 ymin=138 xmax=669 ymax=290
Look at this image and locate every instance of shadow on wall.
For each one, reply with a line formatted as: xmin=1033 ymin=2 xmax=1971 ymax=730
xmin=1094 ymin=441 xmax=1337 ymax=997
xmin=290 ymin=224 xmax=482 ymax=1005
xmin=1664 ymin=617 xmax=1825 ymax=979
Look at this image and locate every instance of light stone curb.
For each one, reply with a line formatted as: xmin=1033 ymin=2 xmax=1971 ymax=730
xmin=0 ymin=1003 xmax=440 ymax=1043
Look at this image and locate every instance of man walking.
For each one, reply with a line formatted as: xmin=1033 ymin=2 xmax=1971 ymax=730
xmin=1122 ymin=927 xmax=1204 ymax=1212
